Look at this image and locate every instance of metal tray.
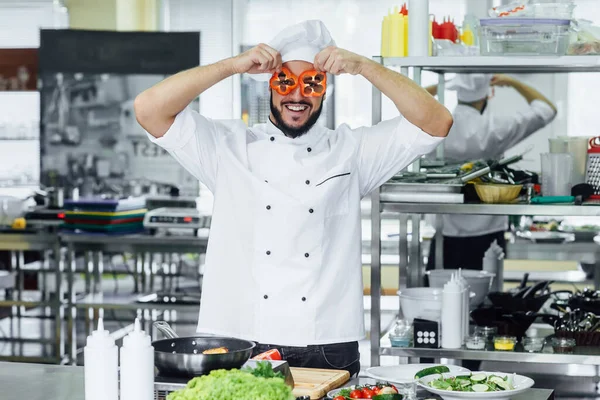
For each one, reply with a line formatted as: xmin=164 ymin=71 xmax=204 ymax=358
xmin=381 ymin=182 xmax=464 ymax=194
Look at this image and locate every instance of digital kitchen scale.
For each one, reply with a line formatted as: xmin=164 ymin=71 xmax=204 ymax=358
xmin=24 ymin=207 xmax=66 ymax=227
xmin=143 ymin=207 xmax=211 ymax=235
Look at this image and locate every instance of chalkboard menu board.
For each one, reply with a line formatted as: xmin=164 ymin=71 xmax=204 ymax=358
xmin=40 ymin=29 xmax=200 ymax=74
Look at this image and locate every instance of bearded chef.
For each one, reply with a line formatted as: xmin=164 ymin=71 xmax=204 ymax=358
xmin=135 ymin=20 xmax=452 ymax=376
xmin=425 ymin=74 xmax=556 ymax=271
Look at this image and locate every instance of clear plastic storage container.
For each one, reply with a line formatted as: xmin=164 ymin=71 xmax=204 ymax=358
xmin=479 ymin=18 xmax=571 ymax=55
xmin=526 ymin=2 xmax=575 ymax=19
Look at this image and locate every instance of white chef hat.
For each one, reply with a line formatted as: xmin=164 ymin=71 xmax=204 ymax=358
xmin=270 ymin=19 xmax=336 ymax=64
xmin=251 ymin=20 xmax=336 ymax=86
xmin=447 ymin=73 xmax=493 ymax=102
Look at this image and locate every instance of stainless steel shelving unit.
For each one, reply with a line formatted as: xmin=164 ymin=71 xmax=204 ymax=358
xmin=0 ymin=233 xmax=62 ymax=363
xmin=370 ymin=55 xmax=600 ymax=367
xmin=61 ymin=233 xmax=208 ymax=364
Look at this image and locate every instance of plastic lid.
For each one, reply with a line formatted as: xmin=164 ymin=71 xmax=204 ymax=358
xmin=481 ymin=18 xmax=571 ymax=26
xmin=86 ymin=318 xmax=116 ymax=348
xmin=123 ymin=318 xmax=152 ymax=348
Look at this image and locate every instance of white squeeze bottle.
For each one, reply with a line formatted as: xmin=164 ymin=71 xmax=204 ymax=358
xmin=84 ymin=318 xmax=118 ymax=400
xmin=120 ymin=318 xmax=155 ymax=400
xmin=441 ymin=273 xmax=463 ymax=349
xmin=457 ymin=269 xmax=470 ymax=343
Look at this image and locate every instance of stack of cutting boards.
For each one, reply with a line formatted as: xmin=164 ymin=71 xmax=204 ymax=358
xmin=290 ymin=367 xmax=350 ymax=399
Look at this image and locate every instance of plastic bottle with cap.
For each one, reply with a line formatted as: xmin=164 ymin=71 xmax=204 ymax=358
xmin=483 ymin=240 xmax=504 ymax=293
xmin=120 ymin=318 xmax=155 ymax=400
xmin=441 ymin=273 xmax=463 ymax=349
xmin=84 ymin=318 xmax=118 ymax=400
xmin=457 ymin=269 xmax=470 ymax=343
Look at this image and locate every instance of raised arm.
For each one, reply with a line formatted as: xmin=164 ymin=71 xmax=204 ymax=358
xmin=134 ymin=44 xmax=282 ymax=138
xmin=314 ymin=47 xmax=453 ymax=137
xmin=491 ymin=74 xmax=557 ymax=113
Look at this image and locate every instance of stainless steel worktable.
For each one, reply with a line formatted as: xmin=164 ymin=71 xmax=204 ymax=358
xmin=0 ymin=362 xmax=554 ymax=400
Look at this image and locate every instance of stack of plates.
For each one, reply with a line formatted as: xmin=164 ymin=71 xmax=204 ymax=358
xmin=62 ymin=197 xmax=147 ymax=235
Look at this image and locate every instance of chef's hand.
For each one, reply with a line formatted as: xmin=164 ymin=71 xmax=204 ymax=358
xmin=314 ymin=46 xmax=368 ymax=75
xmin=232 ymin=44 xmax=282 ymax=75
xmin=490 ymin=74 xmax=518 ymax=87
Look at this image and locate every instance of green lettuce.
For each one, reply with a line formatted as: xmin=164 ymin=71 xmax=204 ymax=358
xmin=167 ymin=369 xmax=294 ymax=400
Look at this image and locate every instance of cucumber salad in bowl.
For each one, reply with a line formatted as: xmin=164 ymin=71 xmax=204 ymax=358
xmin=418 ymin=371 xmax=534 ymax=400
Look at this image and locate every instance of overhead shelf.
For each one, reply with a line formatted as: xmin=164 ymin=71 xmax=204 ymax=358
xmin=380 ymin=202 xmax=600 ymax=217
xmin=381 ymin=55 xmax=600 ymax=73
xmin=380 ymin=346 xmax=600 ymax=365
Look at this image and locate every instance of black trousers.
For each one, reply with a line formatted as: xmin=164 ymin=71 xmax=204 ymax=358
xmin=425 ymin=231 xmax=507 ymax=371
xmin=251 ymin=341 xmax=361 ymax=378
xmin=427 ymin=230 xmax=507 ymax=271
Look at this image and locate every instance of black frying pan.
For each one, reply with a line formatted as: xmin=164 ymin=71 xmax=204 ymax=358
xmin=152 ymin=321 xmax=256 ymax=377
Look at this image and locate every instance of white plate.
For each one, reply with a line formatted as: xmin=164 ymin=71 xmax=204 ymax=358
xmin=418 ymin=371 xmax=535 ymax=400
xmin=366 ymin=364 xmax=471 ymax=384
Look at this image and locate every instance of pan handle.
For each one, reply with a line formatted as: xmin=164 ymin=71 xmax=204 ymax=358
xmin=153 ymin=321 xmax=180 ymax=339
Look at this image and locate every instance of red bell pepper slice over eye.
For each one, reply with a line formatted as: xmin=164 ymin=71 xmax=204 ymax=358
xmin=269 ymin=67 xmax=298 ymax=96
xmin=299 ymin=70 xmax=327 ymax=97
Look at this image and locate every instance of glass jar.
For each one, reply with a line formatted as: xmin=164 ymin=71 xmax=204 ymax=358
xmin=465 ymin=334 xmax=487 ymax=350
xmin=474 ymin=326 xmax=498 ymax=344
xmin=523 ymin=337 xmax=545 ymax=353
xmin=551 ymin=337 xmax=576 ymax=354
xmin=389 ymin=319 xmax=412 ymax=348
xmin=494 ymin=336 xmax=517 ymax=351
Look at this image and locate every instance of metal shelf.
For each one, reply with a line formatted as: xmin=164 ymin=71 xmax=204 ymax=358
xmin=380 ymin=346 xmax=600 ymax=365
xmin=382 ymin=55 xmax=600 ymax=73
xmin=74 ymin=293 xmax=199 ymax=311
xmin=369 ymin=53 xmax=600 ymax=368
xmin=380 ymin=202 xmax=600 ymax=216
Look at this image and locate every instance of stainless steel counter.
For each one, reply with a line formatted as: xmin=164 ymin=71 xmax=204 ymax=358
xmin=0 ymin=362 xmax=554 ymax=400
xmin=2 ymin=362 xmax=84 ymax=400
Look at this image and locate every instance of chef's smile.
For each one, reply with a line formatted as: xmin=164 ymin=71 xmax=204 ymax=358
xmin=283 ymin=101 xmax=311 ymax=119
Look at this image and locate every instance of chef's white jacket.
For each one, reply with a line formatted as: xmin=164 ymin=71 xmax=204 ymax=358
xmin=148 ymin=108 xmax=442 ymax=346
xmin=440 ymin=100 xmax=556 ymax=237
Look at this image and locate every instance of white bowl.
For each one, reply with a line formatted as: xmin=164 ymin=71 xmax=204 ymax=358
xmin=366 ymin=364 xmax=470 ymax=384
xmin=418 ymin=371 xmax=535 ymax=400
xmin=397 ymin=288 xmax=443 ymax=323
xmin=427 ymin=270 xmax=495 ymax=309
xmin=398 ymin=287 xmax=475 ymax=323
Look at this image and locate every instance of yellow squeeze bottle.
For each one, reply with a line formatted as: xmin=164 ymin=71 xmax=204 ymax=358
xmin=389 ymin=7 xmax=402 ymax=57
xmin=403 ymin=14 xmax=408 ymax=57
xmin=429 ymin=19 xmax=433 ymax=56
xmin=381 ymin=14 xmax=390 ymax=57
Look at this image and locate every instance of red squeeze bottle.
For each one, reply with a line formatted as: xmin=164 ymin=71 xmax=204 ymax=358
xmin=432 ymin=17 xmax=442 ymax=39
xmin=400 ymin=3 xmax=408 ymax=15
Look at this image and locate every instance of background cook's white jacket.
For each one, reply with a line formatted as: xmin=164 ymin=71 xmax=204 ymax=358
xmin=440 ymin=100 xmax=556 ymax=237
xmin=148 ymin=108 xmax=442 ymax=346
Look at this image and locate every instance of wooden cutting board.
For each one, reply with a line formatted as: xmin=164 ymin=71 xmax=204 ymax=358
xmin=290 ymin=367 xmax=350 ymax=399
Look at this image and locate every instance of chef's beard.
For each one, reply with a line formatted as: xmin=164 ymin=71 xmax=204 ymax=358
xmin=270 ymin=94 xmax=324 ymax=139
